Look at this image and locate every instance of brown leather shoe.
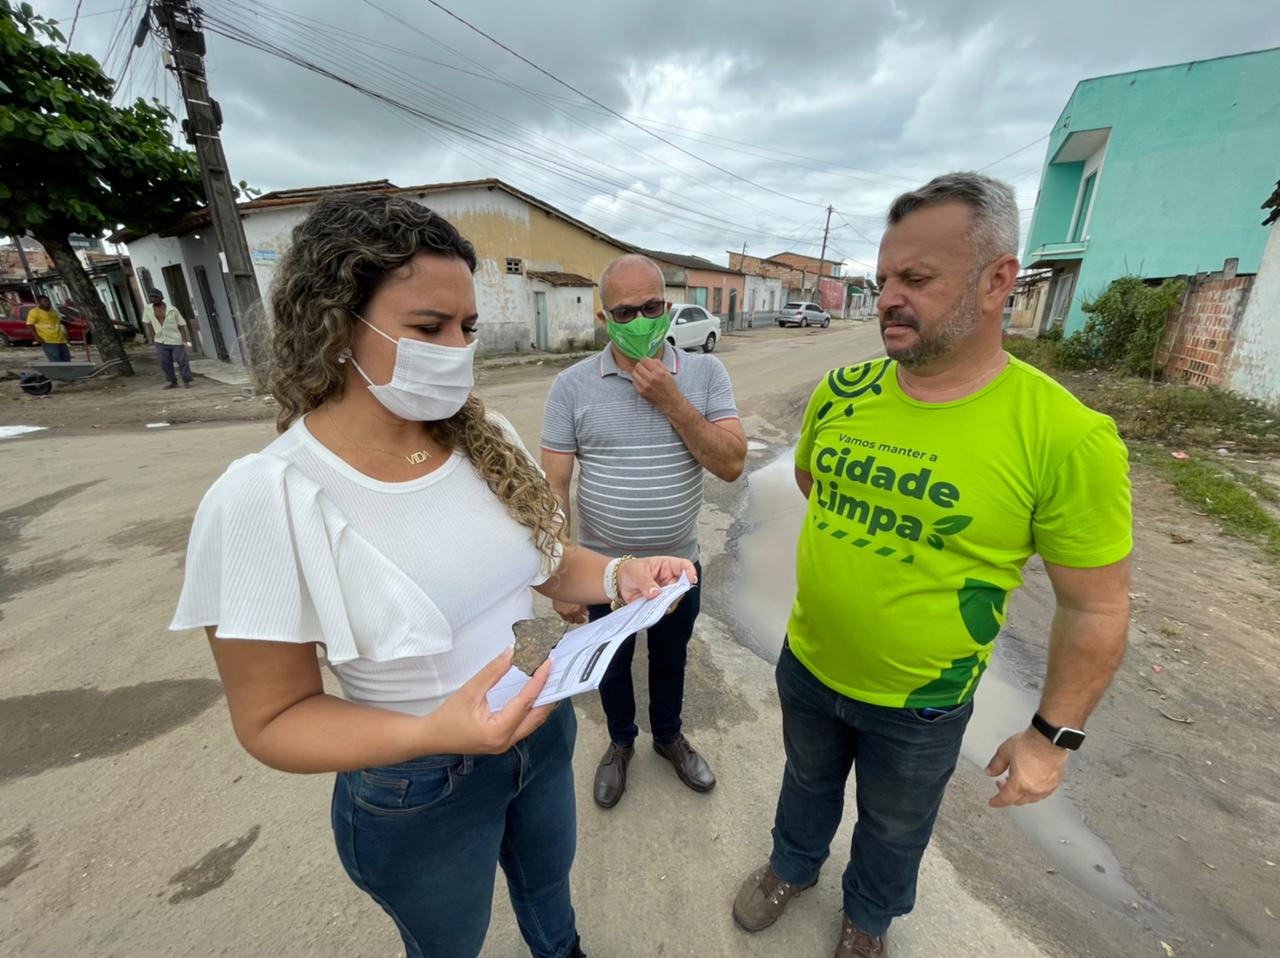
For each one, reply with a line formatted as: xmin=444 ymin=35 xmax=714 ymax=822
xmin=653 ymin=734 xmax=715 ymax=792
xmin=732 ymin=862 xmax=816 ymax=932
xmin=593 ymin=742 xmax=634 ymax=809
xmin=834 ymin=916 xmax=887 ymax=957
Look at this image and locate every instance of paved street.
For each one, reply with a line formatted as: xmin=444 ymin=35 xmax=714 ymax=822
xmin=2 ymin=321 xmax=1276 ymax=957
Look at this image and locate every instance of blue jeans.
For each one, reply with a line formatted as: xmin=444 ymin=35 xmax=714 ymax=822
xmin=331 ymin=701 xmax=580 ymax=958
xmin=587 ymin=560 xmax=702 ymax=747
xmin=769 ymin=642 xmax=973 ymax=937
xmin=41 ymin=342 xmax=71 ymax=362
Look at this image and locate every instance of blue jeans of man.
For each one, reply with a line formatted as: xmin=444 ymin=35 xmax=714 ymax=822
xmin=769 ymin=641 xmax=973 ymax=937
xmin=331 ymin=701 xmax=580 ymax=958
xmin=41 ymin=342 xmax=71 ymax=362
xmin=587 ymin=560 xmax=702 ymax=748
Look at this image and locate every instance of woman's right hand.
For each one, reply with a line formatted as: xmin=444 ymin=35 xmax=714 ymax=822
xmin=424 ymin=647 xmax=554 ymax=755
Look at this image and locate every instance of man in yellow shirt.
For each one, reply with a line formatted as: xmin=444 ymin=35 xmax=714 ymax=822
xmin=26 ymin=295 xmax=71 ymax=362
xmin=146 ymin=288 xmax=194 ymax=388
xmin=732 ymin=173 xmax=1132 ymax=957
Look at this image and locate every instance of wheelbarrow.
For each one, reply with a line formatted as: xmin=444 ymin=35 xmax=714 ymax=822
xmin=18 ymin=358 xmax=130 ymax=396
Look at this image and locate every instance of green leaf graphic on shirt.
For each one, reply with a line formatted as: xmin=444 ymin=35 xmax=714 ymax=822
xmin=904 ymin=653 xmax=987 ymax=707
xmin=957 ymin=579 xmax=1006 ymax=645
xmin=924 ymin=515 xmax=973 ymax=550
xmin=932 ymin=515 xmax=973 ymax=536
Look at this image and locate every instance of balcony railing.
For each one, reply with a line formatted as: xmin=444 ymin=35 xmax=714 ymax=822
xmin=1028 ymin=241 xmax=1088 ymax=260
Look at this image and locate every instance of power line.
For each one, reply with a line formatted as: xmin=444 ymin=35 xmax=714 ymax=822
xmin=198 ymin=4 xmax=834 ymax=252
xmin=341 ymin=0 xmax=800 ymax=226
xmin=411 ymin=0 xmax=828 ymax=210
xmin=63 ymin=0 xmax=85 ymax=51
xmin=978 ymin=134 xmax=1050 ymax=171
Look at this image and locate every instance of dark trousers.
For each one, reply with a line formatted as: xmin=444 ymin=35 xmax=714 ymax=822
xmin=769 ymin=641 xmax=972 ymax=937
xmin=41 ymin=342 xmax=71 ymax=362
xmin=586 ymin=559 xmax=702 ymax=747
xmin=155 ymin=342 xmax=192 ymax=384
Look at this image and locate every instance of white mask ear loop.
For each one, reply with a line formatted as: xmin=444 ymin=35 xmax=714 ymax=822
xmin=337 ymin=346 xmax=377 ymax=388
xmin=356 ymin=314 xmax=398 ymax=345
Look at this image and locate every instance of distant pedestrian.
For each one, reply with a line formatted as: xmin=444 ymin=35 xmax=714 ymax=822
xmin=541 ymin=253 xmax=747 ymax=810
xmin=27 ymin=295 xmax=70 ymax=362
xmin=733 ymin=172 xmax=1132 ymax=956
xmin=146 ymin=288 xmax=194 ymax=388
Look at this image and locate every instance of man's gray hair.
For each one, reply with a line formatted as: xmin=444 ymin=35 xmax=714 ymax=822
xmin=887 ymin=172 xmax=1020 ymax=263
xmin=598 ymin=253 xmax=666 ymax=307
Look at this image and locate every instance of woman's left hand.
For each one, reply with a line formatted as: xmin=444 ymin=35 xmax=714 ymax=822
xmin=617 ymin=556 xmax=698 ymax=604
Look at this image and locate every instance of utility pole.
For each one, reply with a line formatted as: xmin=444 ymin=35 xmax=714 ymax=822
xmin=9 ymin=235 xmax=38 ymax=292
xmin=812 ymin=204 xmax=832 ymax=302
xmin=151 ymin=0 xmax=263 ymax=380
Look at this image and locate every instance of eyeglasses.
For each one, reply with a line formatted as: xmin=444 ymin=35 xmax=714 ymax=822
xmin=605 ymin=299 xmax=666 ymax=323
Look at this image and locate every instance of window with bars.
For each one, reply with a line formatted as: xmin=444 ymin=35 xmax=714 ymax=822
xmin=506 ymin=258 xmax=523 ymax=275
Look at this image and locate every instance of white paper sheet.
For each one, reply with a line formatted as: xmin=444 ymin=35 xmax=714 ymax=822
xmin=487 ymin=573 xmax=693 ymax=712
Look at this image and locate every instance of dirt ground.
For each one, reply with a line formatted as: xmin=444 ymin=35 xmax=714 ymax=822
xmin=0 ymin=343 xmax=271 ymax=430
xmin=932 ymin=464 xmax=1280 ymax=958
xmin=2 ymin=323 xmax=1277 ymax=957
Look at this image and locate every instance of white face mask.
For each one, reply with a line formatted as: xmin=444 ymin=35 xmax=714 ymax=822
xmin=345 ymin=316 xmax=477 ymax=421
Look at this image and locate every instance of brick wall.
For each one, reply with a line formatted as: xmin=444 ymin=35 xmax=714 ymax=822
xmin=1158 ymin=263 xmax=1254 ymax=388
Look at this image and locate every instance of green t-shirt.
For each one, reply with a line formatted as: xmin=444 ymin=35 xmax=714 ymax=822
xmin=788 ymin=355 xmax=1132 ymax=708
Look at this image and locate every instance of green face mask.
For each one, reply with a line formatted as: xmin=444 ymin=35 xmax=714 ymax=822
xmin=606 ymin=311 xmax=671 ymax=360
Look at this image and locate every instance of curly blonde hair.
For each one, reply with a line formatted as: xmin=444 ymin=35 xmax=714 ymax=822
xmin=265 ymin=192 xmax=566 ymax=564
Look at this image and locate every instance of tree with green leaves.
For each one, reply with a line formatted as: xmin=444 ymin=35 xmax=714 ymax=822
xmin=0 ymin=0 xmax=203 ymax=374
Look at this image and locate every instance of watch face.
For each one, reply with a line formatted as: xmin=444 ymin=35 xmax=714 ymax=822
xmin=1055 ymin=728 xmax=1087 ymax=750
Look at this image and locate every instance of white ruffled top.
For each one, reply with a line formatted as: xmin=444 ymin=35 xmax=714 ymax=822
xmin=171 ymin=414 xmax=558 ymax=716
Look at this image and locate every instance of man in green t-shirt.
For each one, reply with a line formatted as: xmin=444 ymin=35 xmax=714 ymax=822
xmin=733 ymin=173 xmax=1132 ymax=957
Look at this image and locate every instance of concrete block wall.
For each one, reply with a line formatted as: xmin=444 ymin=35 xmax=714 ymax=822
xmin=1158 ymin=265 xmax=1253 ymax=388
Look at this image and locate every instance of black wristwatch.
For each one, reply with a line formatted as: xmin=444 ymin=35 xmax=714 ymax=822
xmin=1031 ymin=713 xmax=1086 ymax=750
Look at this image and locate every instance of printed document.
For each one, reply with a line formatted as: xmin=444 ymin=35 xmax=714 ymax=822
xmin=488 ymin=573 xmax=693 ymax=711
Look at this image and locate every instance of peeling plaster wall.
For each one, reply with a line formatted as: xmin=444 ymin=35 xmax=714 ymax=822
xmin=127 ymin=185 xmax=631 ymax=364
xmin=1226 ymin=222 xmax=1280 ymax=408
xmin=546 ymin=286 xmax=596 ymax=352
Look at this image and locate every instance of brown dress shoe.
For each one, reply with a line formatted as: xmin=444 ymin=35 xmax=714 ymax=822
xmin=732 ymin=862 xmax=816 ymax=932
xmin=653 ymin=734 xmax=715 ymax=792
xmin=593 ymin=742 xmax=634 ymax=809
xmin=834 ymin=915 xmax=887 ymax=957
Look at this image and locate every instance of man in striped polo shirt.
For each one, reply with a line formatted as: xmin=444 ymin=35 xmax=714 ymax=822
xmin=542 ymin=253 xmax=747 ymax=809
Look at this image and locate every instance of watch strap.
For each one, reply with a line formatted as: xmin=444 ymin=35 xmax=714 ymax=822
xmin=1031 ymin=712 xmax=1086 ymax=750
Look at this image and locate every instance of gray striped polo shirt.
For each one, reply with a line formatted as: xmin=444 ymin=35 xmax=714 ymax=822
xmin=541 ymin=344 xmax=739 ymax=561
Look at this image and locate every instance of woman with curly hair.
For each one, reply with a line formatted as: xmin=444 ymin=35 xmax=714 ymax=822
xmin=171 ymin=192 xmax=695 ymax=958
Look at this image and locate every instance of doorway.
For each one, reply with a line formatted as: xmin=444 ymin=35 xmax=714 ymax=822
xmin=194 ymin=265 xmax=230 ymax=361
xmin=534 ymin=291 xmax=550 ymax=350
xmin=160 ymin=264 xmax=203 ymax=355
xmin=1047 ymin=270 xmax=1078 ymax=331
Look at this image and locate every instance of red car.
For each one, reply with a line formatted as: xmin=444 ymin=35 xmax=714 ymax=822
xmin=0 ymin=304 xmax=139 ymax=347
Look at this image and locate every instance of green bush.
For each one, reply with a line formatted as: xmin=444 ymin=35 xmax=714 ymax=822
xmin=1067 ymin=276 xmax=1186 ymax=377
xmin=1055 ymin=331 xmax=1097 ymax=369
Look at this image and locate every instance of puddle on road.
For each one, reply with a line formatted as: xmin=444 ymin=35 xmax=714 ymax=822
xmin=734 ymin=451 xmax=1171 ymax=931
xmin=735 ymin=453 xmax=802 ymax=661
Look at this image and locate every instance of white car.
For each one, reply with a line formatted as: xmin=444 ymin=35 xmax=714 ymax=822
xmin=666 ymin=303 xmax=721 ymax=353
xmin=777 ymin=301 xmax=831 ymax=328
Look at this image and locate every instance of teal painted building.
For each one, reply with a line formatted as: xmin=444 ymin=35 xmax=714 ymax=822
xmin=1023 ymin=48 xmax=1280 ymax=334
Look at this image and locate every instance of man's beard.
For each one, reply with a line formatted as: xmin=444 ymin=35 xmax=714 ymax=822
xmin=881 ymin=288 xmax=979 ymax=368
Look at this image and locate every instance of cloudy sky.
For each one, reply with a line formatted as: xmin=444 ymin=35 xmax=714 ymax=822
xmin=41 ymin=0 xmax=1280 ymax=275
